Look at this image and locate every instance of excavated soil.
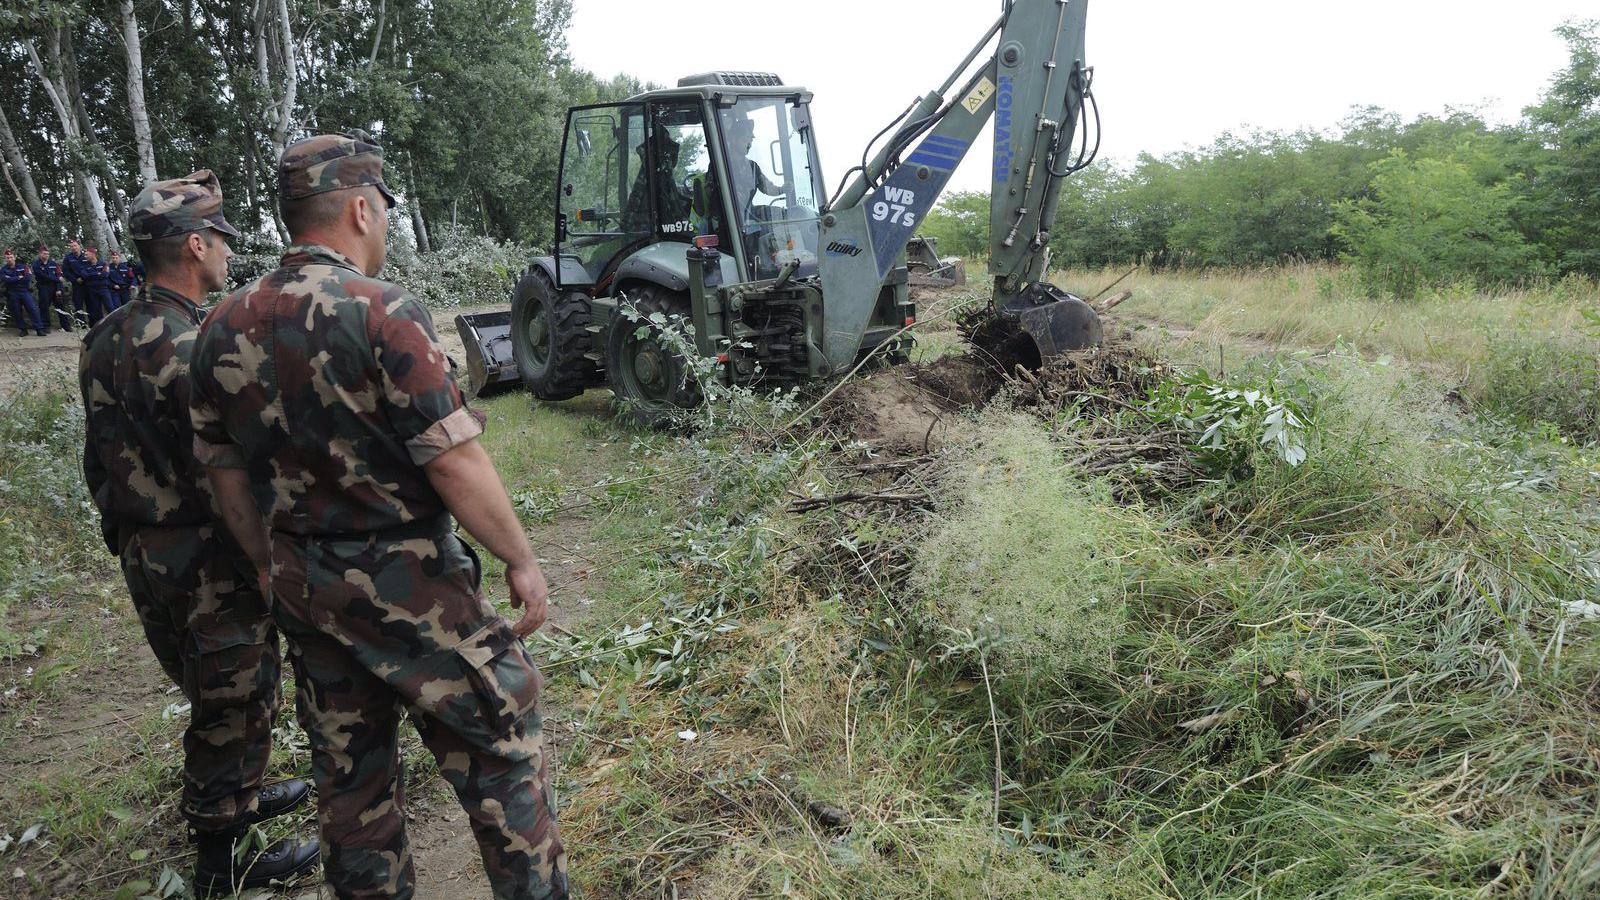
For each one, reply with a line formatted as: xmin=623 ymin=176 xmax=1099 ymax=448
xmin=822 ymin=334 xmax=1161 ymax=451
xmin=821 ymin=355 xmax=1004 ymax=451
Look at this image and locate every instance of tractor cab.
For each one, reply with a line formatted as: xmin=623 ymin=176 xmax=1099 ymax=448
xmin=554 ymin=73 xmax=827 ymax=290
xmin=498 ymin=72 xmax=915 ymax=425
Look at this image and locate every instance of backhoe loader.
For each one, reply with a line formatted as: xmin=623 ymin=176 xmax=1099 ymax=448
xmin=458 ymin=0 xmax=1103 ymax=424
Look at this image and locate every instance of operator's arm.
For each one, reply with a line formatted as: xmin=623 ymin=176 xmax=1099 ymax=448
xmin=377 ymin=294 xmax=548 ymax=637
xmin=425 ymin=441 xmax=548 ymax=637
xmin=755 ymin=160 xmax=781 ymax=197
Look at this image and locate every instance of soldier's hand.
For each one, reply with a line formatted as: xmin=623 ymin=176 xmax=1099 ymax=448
xmin=506 ymin=561 xmax=549 ymax=638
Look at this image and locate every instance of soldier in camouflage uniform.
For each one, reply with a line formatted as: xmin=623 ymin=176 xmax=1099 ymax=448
xmin=79 ymin=170 xmax=321 ymax=897
xmin=189 ymin=131 xmax=567 ymax=900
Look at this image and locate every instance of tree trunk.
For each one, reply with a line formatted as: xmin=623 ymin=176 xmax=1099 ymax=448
xmin=120 ymin=0 xmax=159 ymax=183
xmin=0 ymin=106 xmax=43 ymax=218
xmin=367 ymin=0 xmax=386 ymax=69
xmin=252 ymin=0 xmax=291 ymax=242
xmin=25 ymin=31 xmax=117 ymax=252
xmin=270 ymin=0 xmax=299 ymax=158
xmin=407 ymin=155 xmax=431 ymax=253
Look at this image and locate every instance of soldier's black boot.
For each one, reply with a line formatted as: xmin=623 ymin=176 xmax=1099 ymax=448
xmin=241 ymin=778 xmax=313 ymax=825
xmin=191 ymin=827 xmax=320 ymax=898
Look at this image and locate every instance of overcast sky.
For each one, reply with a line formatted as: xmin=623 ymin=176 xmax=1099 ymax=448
xmin=567 ymin=0 xmax=1589 ymax=194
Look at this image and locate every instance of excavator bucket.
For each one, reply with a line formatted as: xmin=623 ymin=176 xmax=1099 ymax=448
xmin=970 ymin=285 xmax=1103 ymax=369
xmin=454 ymin=310 xmax=522 ymax=398
xmin=1017 ymin=292 xmax=1102 ymax=360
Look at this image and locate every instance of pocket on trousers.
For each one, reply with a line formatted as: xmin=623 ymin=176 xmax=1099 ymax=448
xmin=444 ymin=535 xmax=484 ymax=595
xmin=186 ymin=617 xmax=277 ymax=706
xmin=455 ymin=618 xmax=542 ymax=740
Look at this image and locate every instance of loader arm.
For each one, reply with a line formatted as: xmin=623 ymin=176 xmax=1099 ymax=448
xmin=817 ymin=0 xmax=1099 ymax=370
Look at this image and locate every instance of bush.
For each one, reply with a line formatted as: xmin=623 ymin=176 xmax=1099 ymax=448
xmin=224 ymin=225 xmax=535 ymax=310
xmin=1333 ymin=150 xmax=1540 ymax=297
xmin=0 ymin=387 xmax=112 ymax=657
xmin=1472 ymin=330 xmax=1600 ymax=442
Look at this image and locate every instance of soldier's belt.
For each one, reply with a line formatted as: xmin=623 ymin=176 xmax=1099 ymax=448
xmin=278 ymin=513 xmax=454 ymax=547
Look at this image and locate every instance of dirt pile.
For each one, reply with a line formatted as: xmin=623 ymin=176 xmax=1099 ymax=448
xmin=821 ymin=339 xmax=1165 ymax=452
xmin=820 ymin=355 xmax=1004 ymax=451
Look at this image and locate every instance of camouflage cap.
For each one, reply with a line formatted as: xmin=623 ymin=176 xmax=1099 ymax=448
xmin=129 ymin=170 xmax=241 ymax=241
xmin=278 ymin=130 xmax=397 ymax=208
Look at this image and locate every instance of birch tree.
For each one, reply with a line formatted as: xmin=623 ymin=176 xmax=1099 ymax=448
xmin=0 ymin=106 xmax=44 ymax=220
xmin=24 ymin=28 xmax=117 ymax=252
xmin=119 ymin=0 xmax=158 ymax=183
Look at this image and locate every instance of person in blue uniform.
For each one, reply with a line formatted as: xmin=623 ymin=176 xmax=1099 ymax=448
xmin=63 ymin=238 xmax=89 ymax=328
xmin=1 ymin=248 xmax=47 ymax=337
xmin=32 ymin=245 xmax=65 ymax=332
xmin=128 ymin=256 xmax=145 ymax=298
xmin=108 ymin=249 xmax=134 ymax=309
xmin=81 ymin=245 xmax=114 ymax=326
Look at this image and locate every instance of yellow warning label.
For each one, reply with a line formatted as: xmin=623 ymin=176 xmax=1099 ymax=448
xmin=962 ymin=77 xmax=996 ymax=115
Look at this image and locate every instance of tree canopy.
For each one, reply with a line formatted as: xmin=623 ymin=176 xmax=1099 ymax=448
xmin=921 ymin=19 xmax=1600 ymax=295
xmin=0 ymin=0 xmax=647 ymax=253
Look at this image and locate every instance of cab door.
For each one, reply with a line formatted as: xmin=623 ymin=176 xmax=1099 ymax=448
xmin=556 ymin=103 xmax=648 ymax=287
xmin=644 ymin=101 xmax=724 ymax=249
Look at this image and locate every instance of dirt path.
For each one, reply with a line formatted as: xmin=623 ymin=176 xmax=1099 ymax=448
xmin=408 ymin=390 xmax=608 ymax=898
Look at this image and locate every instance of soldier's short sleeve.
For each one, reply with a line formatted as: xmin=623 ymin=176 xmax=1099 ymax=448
xmin=375 ymin=293 xmax=485 ymax=466
xmin=188 ymin=325 xmax=247 ymax=469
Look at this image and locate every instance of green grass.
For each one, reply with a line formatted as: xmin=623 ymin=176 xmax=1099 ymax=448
xmin=1057 ymin=263 xmax=1600 ymax=374
xmin=4 ymin=269 xmax=1600 ymax=897
xmin=535 ymin=272 xmax=1600 ymax=897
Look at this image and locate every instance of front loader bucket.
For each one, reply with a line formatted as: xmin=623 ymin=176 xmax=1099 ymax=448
xmin=908 ymin=258 xmax=968 ymax=288
xmin=454 ymin=310 xmax=522 ymax=398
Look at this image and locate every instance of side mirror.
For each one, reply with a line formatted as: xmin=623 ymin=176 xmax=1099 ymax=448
xmin=577 ymin=129 xmax=593 ymax=158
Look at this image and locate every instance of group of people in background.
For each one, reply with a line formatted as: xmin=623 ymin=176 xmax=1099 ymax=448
xmin=0 ymin=240 xmax=144 ymax=337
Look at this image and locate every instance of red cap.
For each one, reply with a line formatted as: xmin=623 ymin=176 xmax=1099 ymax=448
xmin=86 ymin=246 xmax=97 ymax=253
xmin=37 ymin=244 xmax=47 ymax=252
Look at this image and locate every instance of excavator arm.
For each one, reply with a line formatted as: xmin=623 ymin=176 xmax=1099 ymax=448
xmin=817 ymin=0 xmax=1100 ymax=370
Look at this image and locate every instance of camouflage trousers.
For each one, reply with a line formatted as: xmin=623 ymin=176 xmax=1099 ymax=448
xmin=270 ymin=522 xmax=566 ymax=900
xmin=119 ymin=524 xmax=280 ymax=831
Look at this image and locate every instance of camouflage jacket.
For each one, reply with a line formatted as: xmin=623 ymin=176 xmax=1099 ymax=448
xmin=79 ymin=285 xmax=215 ymax=550
xmin=189 ymin=243 xmax=484 ymax=536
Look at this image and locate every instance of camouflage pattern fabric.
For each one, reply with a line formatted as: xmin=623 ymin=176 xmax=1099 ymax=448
xmin=120 ymin=524 xmax=279 ymax=830
xmin=271 ymin=530 xmax=562 ymax=899
xmin=278 ymin=131 xmax=398 ymax=207
xmin=190 ymin=244 xmax=484 ymax=535
xmin=79 ymin=285 xmax=280 ymax=830
xmin=189 ymin=243 xmax=566 ymax=899
xmin=81 ymin=286 xmax=215 ymax=544
xmin=127 ymin=169 xmax=241 ymax=241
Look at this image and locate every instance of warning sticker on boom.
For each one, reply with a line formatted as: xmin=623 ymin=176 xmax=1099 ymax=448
xmin=961 ymin=77 xmax=996 ymax=115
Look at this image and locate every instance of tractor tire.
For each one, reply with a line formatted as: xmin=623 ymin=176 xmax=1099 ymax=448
xmin=604 ymin=285 xmax=703 ymax=429
xmin=512 ymin=266 xmax=596 ymax=401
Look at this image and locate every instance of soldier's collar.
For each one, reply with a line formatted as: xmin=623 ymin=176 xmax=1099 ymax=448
xmin=282 ymin=243 xmax=362 ymax=274
xmin=144 ymin=284 xmax=204 ymax=320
